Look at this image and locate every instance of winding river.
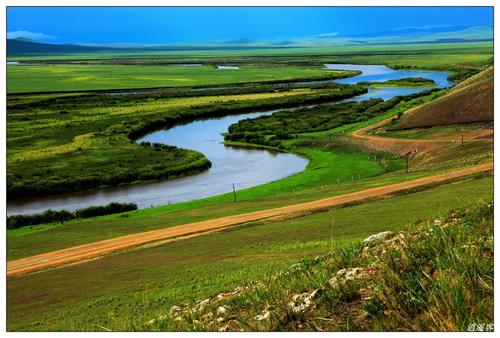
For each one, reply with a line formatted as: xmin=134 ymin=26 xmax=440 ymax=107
xmin=7 ymin=64 xmax=451 ymax=215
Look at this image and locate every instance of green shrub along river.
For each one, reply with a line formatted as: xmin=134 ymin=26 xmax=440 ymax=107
xmin=224 ymin=89 xmax=439 ymax=148
xmin=7 ymin=81 xmax=364 ymax=198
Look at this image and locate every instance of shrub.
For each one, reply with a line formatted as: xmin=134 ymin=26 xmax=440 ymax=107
xmin=7 ymin=202 xmax=138 ymax=229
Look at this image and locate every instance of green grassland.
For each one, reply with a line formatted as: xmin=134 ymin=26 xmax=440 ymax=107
xmin=159 ymin=199 xmax=493 ymax=331
xmin=7 ymin=86 xmax=493 ymax=259
xmin=6 ymin=89 xmax=454 ymax=259
xmin=6 ymin=43 xmax=494 ymax=331
xmin=9 ymin=42 xmax=493 ymax=66
xmin=7 ymin=42 xmax=493 ymax=94
xmin=7 ymin=65 xmax=352 ymax=93
xmin=7 ymin=176 xmax=493 ymax=331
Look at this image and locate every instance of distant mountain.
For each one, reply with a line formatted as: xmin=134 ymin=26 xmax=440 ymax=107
xmin=342 ymin=25 xmax=493 ymax=45
xmin=11 ymin=37 xmax=37 ymax=42
xmin=219 ymin=39 xmax=258 ymax=45
xmin=6 ymin=25 xmax=493 ymax=56
xmin=6 ymin=39 xmax=299 ymax=56
xmin=7 ymin=38 xmax=107 ymax=54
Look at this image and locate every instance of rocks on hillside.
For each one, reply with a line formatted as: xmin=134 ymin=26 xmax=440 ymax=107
xmin=363 ymin=231 xmax=394 ymax=245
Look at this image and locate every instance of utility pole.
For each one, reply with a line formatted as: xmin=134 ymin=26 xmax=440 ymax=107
xmin=461 ymin=131 xmax=464 ymax=147
xmin=232 ymin=183 xmax=237 ymax=202
xmin=406 ymin=155 xmax=409 ymax=173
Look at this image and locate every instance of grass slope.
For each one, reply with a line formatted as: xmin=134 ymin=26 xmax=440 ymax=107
xmin=396 ymin=67 xmax=493 ymax=128
xmin=158 ymin=199 xmax=493 ymax=331
xmin=6 ymin=176 xmax=493 ymax=331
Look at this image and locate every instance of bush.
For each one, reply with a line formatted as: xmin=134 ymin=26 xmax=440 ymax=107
xmin=74 ymin=202 xmax=138 ymax=218
xmin=7 ymin=202 xmax=138 ymax=230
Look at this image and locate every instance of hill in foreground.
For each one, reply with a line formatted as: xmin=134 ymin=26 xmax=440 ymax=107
xmin=144 ymin=200 xmax=493 ymax=331
xmin=396 ymin=66 xmax=493 ymax=129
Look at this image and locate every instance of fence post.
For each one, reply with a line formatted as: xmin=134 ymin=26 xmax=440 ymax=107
xmin=232 ymin=183 xmax=237 ymax=202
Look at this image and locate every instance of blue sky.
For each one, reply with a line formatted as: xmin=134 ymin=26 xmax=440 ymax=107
xmin=7 ymin=7 xmax=493 ymax=44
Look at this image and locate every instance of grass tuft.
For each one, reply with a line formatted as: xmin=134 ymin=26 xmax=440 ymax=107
xmin=150 ymin=200 xmax=493 ymax=331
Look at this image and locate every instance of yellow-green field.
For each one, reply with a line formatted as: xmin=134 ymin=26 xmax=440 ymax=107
xmin=7 ymin=64 xmax=349 ymax=93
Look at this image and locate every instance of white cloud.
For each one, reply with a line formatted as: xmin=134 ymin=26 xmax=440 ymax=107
xmin=315 ymin=32 xmax=339 ymax=38
xmin=7 ymin=30 xmax=56 ymax=40
xmin=394 ymin=25 xmax=454 ymax=31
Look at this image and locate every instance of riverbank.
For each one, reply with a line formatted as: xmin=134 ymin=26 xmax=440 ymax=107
xmin=6 ymin=86 xmax=468 ymax=257
xmin=7 ymin=82 xmax=365 ymax=202
xmin=8 ymin=63 xmax=454 ymax=215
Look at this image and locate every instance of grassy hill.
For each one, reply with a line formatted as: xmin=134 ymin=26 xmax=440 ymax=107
xmin=396 ymin=67 xmax=493 ymax=129
xmin=152 ymin=200 xmax=493 ymax=331
xmin=6 ymin=38 xmax=301 ymax=56
xmin=7 ymin=38 xmax=106 ymax=54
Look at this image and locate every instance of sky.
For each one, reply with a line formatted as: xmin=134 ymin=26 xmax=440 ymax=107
xmin=7 ymin=7 xmax=494 ymax=44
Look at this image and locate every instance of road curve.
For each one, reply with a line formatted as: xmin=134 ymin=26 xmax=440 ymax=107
xmin=7 ymin=161 xmax=492 ymax=278
xmin=352 ymin=117 xmax=493 ymax=143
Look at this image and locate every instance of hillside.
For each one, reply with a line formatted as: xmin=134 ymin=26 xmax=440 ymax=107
xmin=149 ymin=201 xmax=493 ymax=331
xmin=396 ymin=66 xmax=493 ymax=129
xmin=7 ymin=38 xmax=106 ymax=54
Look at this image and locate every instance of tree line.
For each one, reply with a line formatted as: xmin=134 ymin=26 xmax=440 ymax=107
xmin=7 ymin=202 xmax=138 ymax=230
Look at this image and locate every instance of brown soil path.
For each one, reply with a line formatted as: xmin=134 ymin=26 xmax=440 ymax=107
xmin=352 ymin=117 xmax=493 ymax=143
xmin=7 ymin=162 xmax=492 ymax=278
xmin=350 ymin=117 xmax=493 ymax=156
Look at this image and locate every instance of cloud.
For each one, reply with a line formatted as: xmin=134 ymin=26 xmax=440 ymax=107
xmin=315 ymin=32 xmax=339 ymax=38
xmin=394 ymin=24 xmax=454 ymax=31
xmin=7 ymin=30 xmax=56 ymax=40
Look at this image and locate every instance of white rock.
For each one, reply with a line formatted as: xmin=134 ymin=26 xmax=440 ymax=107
xmin=170 ymin=305 xmax=181 ymax=313
xmin=195 ymin=298 xmax=210 ymax=311
xmin=363 ymin=231 xmax=394 ymax=244
xmin=255 ymin=310 xmax=271 ymax=321
xmin=217 ymin=306 xmax=226 ymax=315
xmin=288 ymin=289 xmax=319 ymax=313
xmin=219 ymin=325 xmax=229 ymax=332
xmin=330 ymin=267 xmax=363 ymax=287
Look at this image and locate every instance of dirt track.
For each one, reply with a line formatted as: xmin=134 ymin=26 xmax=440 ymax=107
xmin=7 ymin=161 xmax=492 ymax=278
xmin=350 ymin=117 xmax=493 ymax=156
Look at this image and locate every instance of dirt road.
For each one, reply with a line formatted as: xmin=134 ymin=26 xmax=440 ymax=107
xmin=350 ymin=117 xmax=493 ymax=156
xmin=352 ymin=117 xmax=493 ymax=143
xmin=7 ymin=161 xmax=492 ymax=278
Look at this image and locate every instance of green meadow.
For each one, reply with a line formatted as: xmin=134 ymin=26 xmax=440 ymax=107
xmin=7 ymin=176 xmax=493 ymax=331
xmin=7 ymin=65 xmax=349 ymax=93
xmin=7 ymin=42 xmax=492 ymax=93
xmin=7 ymin=85 xmax=493 ymax=259
xmin=6 ymin=41 xmax=494 ymax=331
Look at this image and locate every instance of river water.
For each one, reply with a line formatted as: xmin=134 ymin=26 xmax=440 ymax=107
xmin=7 ymin=64 xmax=451 ymax=215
